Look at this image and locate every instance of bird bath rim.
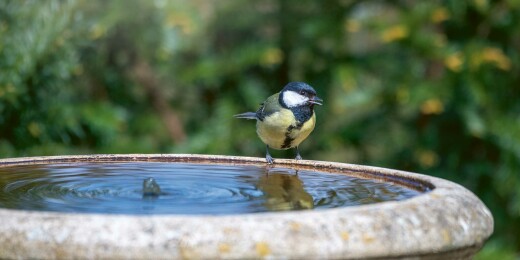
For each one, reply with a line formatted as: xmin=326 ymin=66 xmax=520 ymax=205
xmin=0 ymin=154 xmax=494 ymax=259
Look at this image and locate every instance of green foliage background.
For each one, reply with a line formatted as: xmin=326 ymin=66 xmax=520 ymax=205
xmin=1 ymin=0 xmax=519 ymax=258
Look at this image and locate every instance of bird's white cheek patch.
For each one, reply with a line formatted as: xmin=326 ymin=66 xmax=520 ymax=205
xmin=283 ymin=91 xmax=308 ymax=107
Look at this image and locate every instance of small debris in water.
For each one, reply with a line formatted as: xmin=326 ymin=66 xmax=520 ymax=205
xmin=143 ymin=177 xmax=161 ymax=197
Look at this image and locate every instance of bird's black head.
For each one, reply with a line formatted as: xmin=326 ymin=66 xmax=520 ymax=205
xmin=279 ymin=82 xmax=323 ymax=108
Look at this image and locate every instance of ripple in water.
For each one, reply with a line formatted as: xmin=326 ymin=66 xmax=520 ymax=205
xmin=0 ymin=163 xmax=425 ymax=215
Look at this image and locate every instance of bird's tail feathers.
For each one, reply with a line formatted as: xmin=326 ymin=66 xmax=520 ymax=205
xmin=234 ymin=112 xmax=257 ymax=120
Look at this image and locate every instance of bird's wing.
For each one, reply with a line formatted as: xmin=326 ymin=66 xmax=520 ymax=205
xmin=256 ymin=93 xmax=279 ymax=121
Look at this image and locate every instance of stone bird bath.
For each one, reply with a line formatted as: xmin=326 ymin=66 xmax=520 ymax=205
xmin=0 ymin=154 xmax=493 ymax=259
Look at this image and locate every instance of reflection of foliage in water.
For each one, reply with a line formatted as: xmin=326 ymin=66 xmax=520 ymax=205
xmin=256 ymin=173 xmax=313 ymax=211
xmin=0 ymin=0 xmax=519 ymax=257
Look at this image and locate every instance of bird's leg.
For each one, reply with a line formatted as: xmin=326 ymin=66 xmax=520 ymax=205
xmin=266 ymin=145 xmax=274 ymax=164
xmin=295 ymin=146 xmax=303 ymax=160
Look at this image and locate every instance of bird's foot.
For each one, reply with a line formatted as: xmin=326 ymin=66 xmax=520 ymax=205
xmin=265 ymin=145 xmax=275 ymax=164
xmin=266 ymin=154 xmax=274 ymax=164
xmin=294 ymin=146 xmax=303 ymax=161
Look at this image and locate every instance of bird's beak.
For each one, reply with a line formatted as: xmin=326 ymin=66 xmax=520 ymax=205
xmin=308 ymin=96 xmax=323 ymax=106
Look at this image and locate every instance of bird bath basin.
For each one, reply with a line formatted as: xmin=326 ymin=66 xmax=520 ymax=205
xmin=0 ymin=154 xmax=493 ymax=259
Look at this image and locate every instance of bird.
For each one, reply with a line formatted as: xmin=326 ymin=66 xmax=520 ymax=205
xmin=234 ymin=82 xmax=322 ymax=164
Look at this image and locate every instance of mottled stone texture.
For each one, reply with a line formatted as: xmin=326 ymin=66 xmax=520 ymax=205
xmin=0 ymin=154 xmax=493 ymax=259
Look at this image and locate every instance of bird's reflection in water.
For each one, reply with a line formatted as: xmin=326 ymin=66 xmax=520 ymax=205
xmin=256 ymin=169 xmax=314 ymax=211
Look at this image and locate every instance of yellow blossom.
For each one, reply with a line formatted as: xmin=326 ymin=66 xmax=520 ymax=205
xmin=421 ymin=98 xmax=444 ymax=115
xmin=473 ymin=0 xmax=489 ymax=12
xmin=380 ymin=25 xmax=409 ymax=43
xmin=480 ymin=47 xmax=511 ymax=71
xmin=417 ymin=150 xmax=439 ymax=168
xmin=431 ymin=8 xmax=450 ymax=23
xmin=260 ymin=48 xmax=284 ymax=66
xmin=444 ymin=52 xmax=464 ymax=72
xmin=344 ymin=19 xmax=361 ymax=33
xmin=28 ymin=122 xmax=41 ymax=137
xmin=89 ymin=24 xmax=105 ymax=40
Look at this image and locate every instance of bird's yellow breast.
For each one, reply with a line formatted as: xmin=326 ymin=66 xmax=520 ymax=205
xmin=256 ymin=109 xmax=316 ymax=150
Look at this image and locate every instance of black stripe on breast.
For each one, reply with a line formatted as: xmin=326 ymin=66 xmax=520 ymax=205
xmin=291 ymin=105 xmax=313 ymax=124
xmin=281 ymin=121 xmax=304 ymax=149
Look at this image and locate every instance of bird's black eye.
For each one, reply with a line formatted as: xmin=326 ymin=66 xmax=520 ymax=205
xmin=300 ymin=90 xmax=305 ymax=95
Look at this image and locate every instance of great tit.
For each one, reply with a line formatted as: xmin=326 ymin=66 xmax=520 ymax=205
xmin=235 ymin=82 xmax=323 ymax=164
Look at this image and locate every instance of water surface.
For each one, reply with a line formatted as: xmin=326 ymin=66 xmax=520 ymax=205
xmin=0 ymin=163 xmax=423 ymax=215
